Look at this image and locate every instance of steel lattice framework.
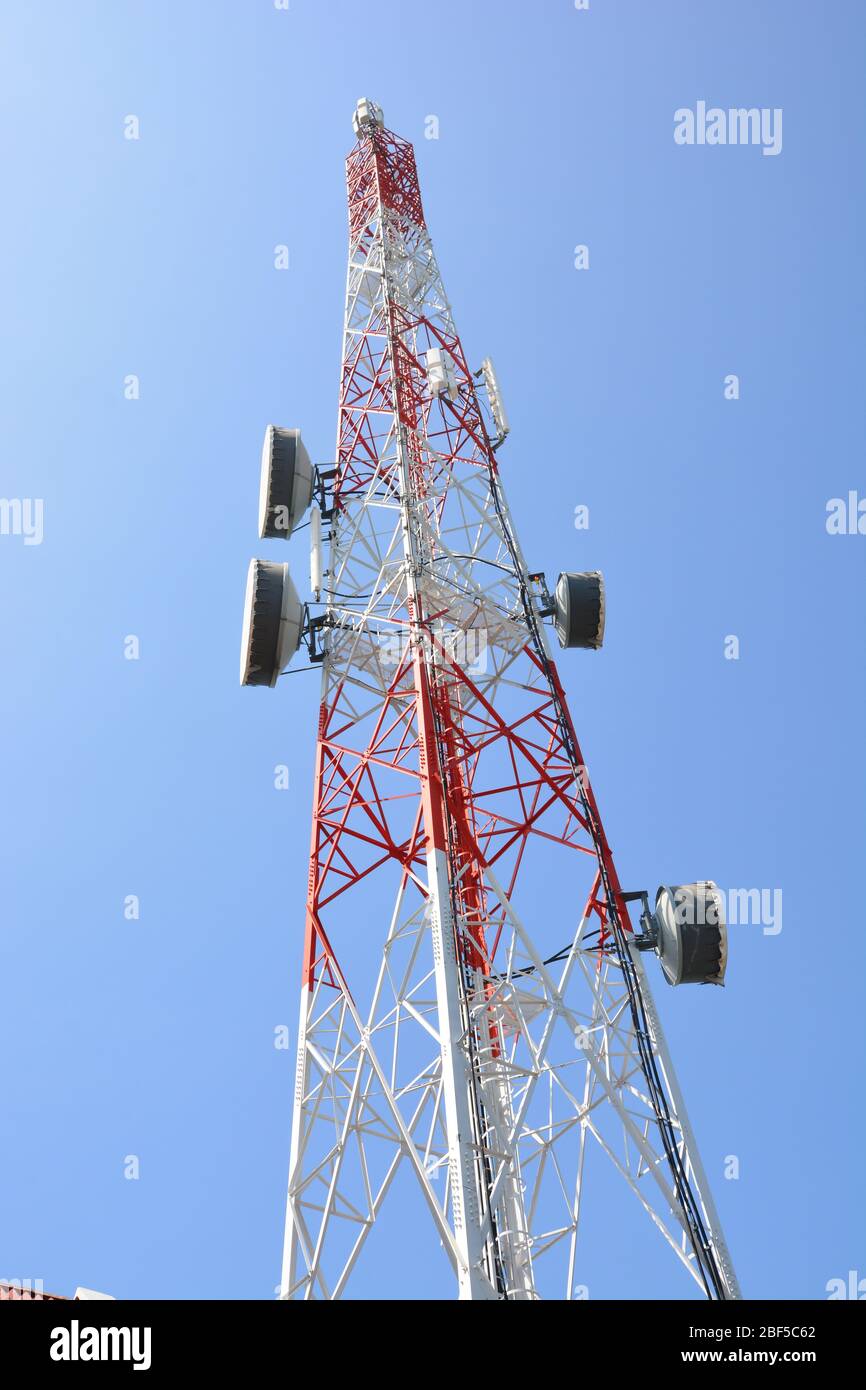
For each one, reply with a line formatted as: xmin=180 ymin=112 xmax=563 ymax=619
xmin=279 ymin=105 xmax=739 ymax=1301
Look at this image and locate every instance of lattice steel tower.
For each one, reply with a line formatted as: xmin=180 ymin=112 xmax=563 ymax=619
xmin=240 ymin=99 xmax=740 ymax=1302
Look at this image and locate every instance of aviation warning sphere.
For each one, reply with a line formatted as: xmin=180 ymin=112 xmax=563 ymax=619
xmin=259 ymin=426 xmax=314 ymax=540
xmin=239 ymin=559 xmax=304 ymax=687
xmin=652 ymin=882 xmax=728 ymax=987
xmin=553 ymin=571 xmax=606 ymax=650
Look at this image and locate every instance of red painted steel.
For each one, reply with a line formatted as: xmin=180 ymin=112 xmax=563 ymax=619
xmin=284 ymin=107 xmax=738 ymax=1305
xmin=301 ymin=119 xmax=633 ymax=1005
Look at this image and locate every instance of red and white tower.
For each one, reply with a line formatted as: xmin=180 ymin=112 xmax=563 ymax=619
xmin=241 ymin=99 xmax=740 ymax=1301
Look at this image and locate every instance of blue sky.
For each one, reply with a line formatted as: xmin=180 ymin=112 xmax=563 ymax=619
xmin=0 ymin=0 xmax=863 ymax=1300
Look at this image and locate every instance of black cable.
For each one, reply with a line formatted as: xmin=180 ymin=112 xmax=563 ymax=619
xmin=481 ymin=449 xmax=729 ymax=1301
xmin=491 ymin=941 xmax=587 ymax=981
xmin=318 ymin=592 xmax=375 ymax=602
xmin=431 ymin=553 xmax=516 ymax=576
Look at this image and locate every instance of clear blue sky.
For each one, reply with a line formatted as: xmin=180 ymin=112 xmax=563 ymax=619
xmin=0 ymin=0 xmax=863 ymax=1300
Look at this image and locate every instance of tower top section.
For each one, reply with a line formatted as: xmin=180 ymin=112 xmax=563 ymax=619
xmin=352 ymin=97 xmax=384 ymax=137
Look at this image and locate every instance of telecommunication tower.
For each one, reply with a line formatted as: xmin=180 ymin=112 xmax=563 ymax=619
xmin=240 ymin=99 xmax=740 ymax=1302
